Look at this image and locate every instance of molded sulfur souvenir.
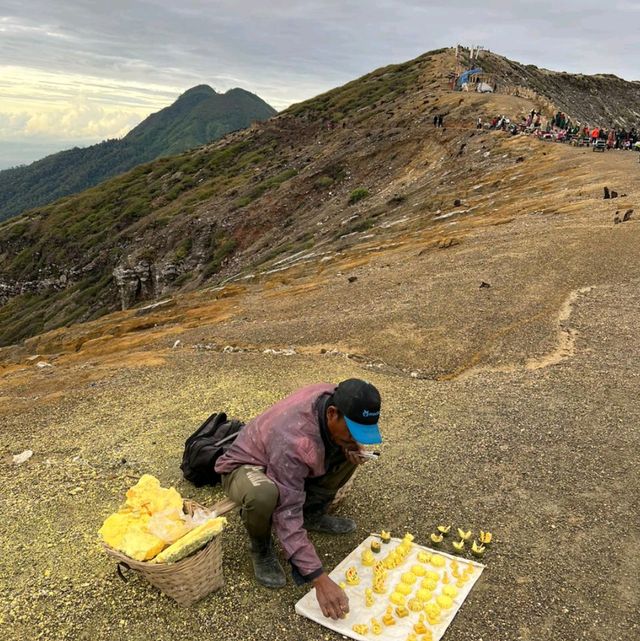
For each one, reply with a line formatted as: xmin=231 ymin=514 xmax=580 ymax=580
xmin=452 ymin=539 xmax=465 ymax=553
xmin=365 ymin=587 xmax=376 ymax=607
xmin=479 ymin=530 xmax=493 ymax=545
xmin=371 ymin=539 xmax=382 ymax=553
xmin=345 ymin=566 xmax=360 ymax=585
xmin=382 ymin=606 xmax=396 ymax=626
xmin=416 ymin=588 xmax=433 ymax=602
xmin=408 ymin=598 xmax=423 ymax=612
xmin=411 ymin=564 xmax=426 ymax=576
xmin=352 ymin=624 xmax=369 ymax=635
xmin=413 ymin=614 xmax=428 ymax=634
xmin=390 ymin=591 xmax=406 ymax=606
xmin=370 ymin=618 xmax=383 ymax=635
xmin=380 ymin=530 xmax=391 ymax=543
xmin=471 ymin=540 xmax=486 ymax=557
xmin=395 ymin=606 xmax=409 ymax=618
xmin=361 ymin=549 xmax=375 ymax=566
xmin=396 ymin=582 xmax=412 ymax=595
xmin=442 ymin=585 xmax=458 ymax=598
xmin=429 ymin=554 xmax=446 ymax=568
xmin=400 ymin=571 xmax=417 ymax=585
xmin=457 ymin=528 xmax=472 ymax=541
xmin=436 ymin=525 xmax=451 ymax=536
xmin=436 ymin=594 xmax=453 ymax=609
xmin=417 ymin=550 xmax=431 ymax=563
xmin=421 ymin=577 xmax=438 ymax=592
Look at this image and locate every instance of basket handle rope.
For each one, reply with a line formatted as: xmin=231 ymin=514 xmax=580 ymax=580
xmin=116 ymin=561 xmax=132 ymax=582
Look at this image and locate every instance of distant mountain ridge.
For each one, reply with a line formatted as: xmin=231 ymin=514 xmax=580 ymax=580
xmin=0 ymin=86 xmax=276 ymax=221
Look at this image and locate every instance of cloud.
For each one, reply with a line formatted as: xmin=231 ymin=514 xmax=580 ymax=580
xmin=1 ymin=0 xmax=640 ymax=166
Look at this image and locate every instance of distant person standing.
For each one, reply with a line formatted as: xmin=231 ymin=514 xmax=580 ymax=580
xmin=437 ymin=114 xmax=444 ymax=128
xmin=433 ymin=115 xmax=438 ymax=127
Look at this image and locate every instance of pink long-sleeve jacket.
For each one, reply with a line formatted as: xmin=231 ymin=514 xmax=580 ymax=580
xmin=215 ymin=383 xmax=335 ymax=577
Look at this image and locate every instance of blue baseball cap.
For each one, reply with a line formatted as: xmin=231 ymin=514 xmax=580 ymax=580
xmin=333 ymin=379 xmax=382 ymax=445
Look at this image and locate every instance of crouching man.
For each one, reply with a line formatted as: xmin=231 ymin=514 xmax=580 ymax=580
xmin=215 ymin=378 xmax=382 ymax=620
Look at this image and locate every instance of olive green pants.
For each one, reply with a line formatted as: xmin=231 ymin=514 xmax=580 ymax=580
xmin=221 ymin=459 xmax=357 ymax=539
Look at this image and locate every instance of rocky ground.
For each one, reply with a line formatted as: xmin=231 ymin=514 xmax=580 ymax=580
xmin=1 ymin=133 xmax=640 ymax=640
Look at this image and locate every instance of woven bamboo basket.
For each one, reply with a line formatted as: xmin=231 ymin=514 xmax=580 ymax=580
xmin=102 ymin=498 xmax=233 ymax=607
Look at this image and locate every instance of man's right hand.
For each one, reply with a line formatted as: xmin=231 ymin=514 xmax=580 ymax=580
xmin=313 ymin=572 xmax=349 ymax=620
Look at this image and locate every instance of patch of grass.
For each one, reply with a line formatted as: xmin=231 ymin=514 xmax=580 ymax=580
xmin=202 ymin=236 xmax=238 ymax=278
xmin=348 ymin=188 xmax=370 ymax=205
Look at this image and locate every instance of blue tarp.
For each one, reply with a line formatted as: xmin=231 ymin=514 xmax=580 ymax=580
xmin=457 ymin=68 xmax=483 ymax=87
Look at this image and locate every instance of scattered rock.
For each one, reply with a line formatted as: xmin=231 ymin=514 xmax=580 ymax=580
xmin=614 ymin=215 xmax=621 ymax=224
xmin=515 ymin=156 xmax=525 ymax=163
xmin=36 ymin=361 xmax=52 ymax=369
xmin=347 ymin=276 xmax=358 ymax=283
xmin=604 ymin=186 xmax=610 ymax=199
xmin=172 ymin=339 xmax=181 ymax=349
xmin=623 ymin=209 xmax=633 ymax=221
xmin=610 ymin=191 xmax=618 ymax=199
xmin=437 ymin=238 xmax=460 ymax=249
xmin=453 ymin=199 xmax=462 ymax=207
xmin=13 ymin=450 xmax=33 ymax=465
xmin=479 ymin=281 xmax=492 ymax=289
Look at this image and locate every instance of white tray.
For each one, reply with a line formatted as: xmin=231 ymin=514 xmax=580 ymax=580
xmin=295 ymin=535 xmax=485 ymax=640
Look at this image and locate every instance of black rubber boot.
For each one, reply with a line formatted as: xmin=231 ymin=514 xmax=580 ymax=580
xmin=303 ymin=513 xmax=357 ymax=534
xmin=249 ymin=536 xmax=286 ymax=588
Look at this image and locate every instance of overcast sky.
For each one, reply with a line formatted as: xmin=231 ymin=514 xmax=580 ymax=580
xmin=1 ymin=1 xmax=639 ymax=168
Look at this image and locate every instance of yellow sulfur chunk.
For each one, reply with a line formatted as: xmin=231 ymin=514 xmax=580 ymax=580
xmin=352 ymin=624 xmax=369 ymax=635
xmin=390 ymin=591 xmax=406 ymax=606
xmin=436 ymin=594 xmax=453 ymax=610
xmin=370 ymin=618 xmax=383 ymax=635
xmin=99 ymin=512 xmax=166 ymax=561
xmin=382 ymin=606 xmax=396 ymax=626
xmin=443 ymin=585 xmax=458 ymax=598
xmin=153 ymin=516 xmax=226 ymax=563
xmin=408 ymin=598 xmax=423 ymax=612
xmin=401 ymin=571 xmax=417 ymax=585
xmin=441 ymin=572 xmax=450 ymax=584
xmin=416 ymin=588 xmax=433 ymax=602
xmin=411 ymin=564 xmax=426 ymax=576
xmin=395 ymin=606 xmax=409 ymax=618
xmin=429 ymin=555 xmax=446 ymax=568
xmin=425 ymin=570 xmax=440 ymax=581
xmin=125 ymin=475 xmax=183 ymax=516
xmin=396 ymin=582 xmax=412 ymax=595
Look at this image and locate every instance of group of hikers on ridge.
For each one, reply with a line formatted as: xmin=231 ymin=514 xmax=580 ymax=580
xmin=482 ymin=107 xmax=640 ymax=149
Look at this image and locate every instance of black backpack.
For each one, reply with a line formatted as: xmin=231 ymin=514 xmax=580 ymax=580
xmin=180 ymin=412 xmax=245 ymax=487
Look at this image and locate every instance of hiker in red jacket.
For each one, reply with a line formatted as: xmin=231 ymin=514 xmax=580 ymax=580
xmin=215 ymin=379 xmax=382 ymax=620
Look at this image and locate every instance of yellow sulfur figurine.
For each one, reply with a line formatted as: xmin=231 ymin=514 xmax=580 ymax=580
xmin=396 ymin=582 xmax=412 ymax=595
xmin=365 ymin=588 xmax=376 ymax=607
xmin=370 ymin=618 xmax=383 ymax=635
xmin=429 ymin=555 xmax=446 ymax=568
xmin=408 ymin=598 xmax=423 ymax=612
xmin=417 ymin=550 xmax=431 ymax=563
xmin=421 ymin=631 xmax=434 ymax=641
xmin=416 ymin=588 xmax=433 ymax=602
xmin=345 ymin=566 xmax=360 ymax=585
xmin=411 ymin=564 xmax=426 ymax=576
xmin=390 ymin=591 xmax=406 ymax=606
xmin=443 ymin=585 xmax=458 ymax=598
xmin=352 ymin=624 xmax=369 ymax=635
xmin=382 ymin=606 xmax=396 ymax=626
xmin=421 ymin=577 xmax=438 ymax=591
xmin=436 ymin=594 xmax=453 ymax=610
xmin=401 ymin=571 xmax=417 ymax=585
xmin=414 ymin=614 xmax=428 ymax=634
xmin=361 ymin=549 xmax=376 ymax=566
xmin=395 ymin=606 xmax=409 ymax=618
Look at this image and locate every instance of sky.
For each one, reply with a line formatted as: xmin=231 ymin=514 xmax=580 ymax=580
xmin=1 ymin=0 xmax=640 ymax=169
